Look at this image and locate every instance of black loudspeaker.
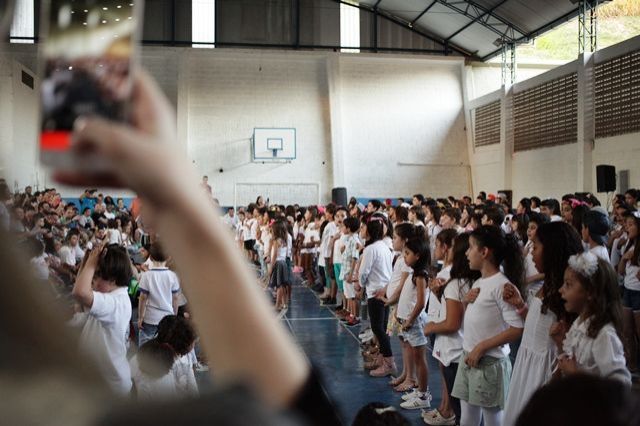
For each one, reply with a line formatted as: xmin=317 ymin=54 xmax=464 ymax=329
xmin=332 ymin=187 xmax=348 ymax=207
xmin=596 ymin=165 xmax=616 ymax=193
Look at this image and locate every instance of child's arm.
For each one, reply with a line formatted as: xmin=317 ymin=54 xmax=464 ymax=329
xmin=71 ymin=245 xmax=102 ymax=308
xmin=402 ymin=276 xmax=426 ymax=329
xmin=424 ymin=297 xmax=464 ymax=335
xmin=172 ymin=292 xmax=180 ymax=315
xmin=465 ymin=326 xmax=523 ymax=368
xmin=385 ymin=271 xmax=409 ymax=306
xmin=138 ymin=292 xmax=148 ymax=328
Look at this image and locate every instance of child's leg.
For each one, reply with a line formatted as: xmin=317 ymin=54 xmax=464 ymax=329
xmin=438 ymin=363 xmax=451 ymax=414
xmin=460 ymin=400 xmax=482 ymax=426
xmin=413 ymin=345 xmax=428 ymax=392
xmin=275 ymin=287 xmax=283 ymax=309
xmin=622 ymin=307 xmax=637 ymax=369
xmin=442 ymin=362 xmax=461 ymax=419
xmin=480 ymin=406 xmax=503 ymax=426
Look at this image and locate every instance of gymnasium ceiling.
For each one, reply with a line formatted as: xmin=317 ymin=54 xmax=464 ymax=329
xmin=350 ymin=0 xmax=599 ymax=60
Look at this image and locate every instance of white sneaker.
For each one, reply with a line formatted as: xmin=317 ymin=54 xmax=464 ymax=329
xmin=400 ymin=393 xmax=431 ymax=410
xmin=421 ymin=409 xmax=439 ymax=419
xmin=422 ymin=409 xmax=456 ymax=425
xmin=401 ymin=388 xmax=419 ymax=401
xmin=358 ymin=328 xmax=372 ymax=339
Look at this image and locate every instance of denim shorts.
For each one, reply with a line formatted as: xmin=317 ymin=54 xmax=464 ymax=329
xmin=138 ymin=322 xmax=158 ymax=347
xmin=399 ymin=313 xmax=428 ymax=347
xmin=623 ymin=287 xmax=640 ymax=311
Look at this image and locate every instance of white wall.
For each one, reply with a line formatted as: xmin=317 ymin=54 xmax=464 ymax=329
xmin=467 ymin=62 xmax=558 ymax=99
xmin=339 ymin=57 xmax=469 ymax=198
xmin=593 ymin=132 xmax=640 ymax=200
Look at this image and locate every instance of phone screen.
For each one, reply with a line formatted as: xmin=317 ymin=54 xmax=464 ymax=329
xmin=40 ymin=0 xmax=139 ymax=159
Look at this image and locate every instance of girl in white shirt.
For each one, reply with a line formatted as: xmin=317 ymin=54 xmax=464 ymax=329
xmin=617 ymin=213 xmax=640 ymax=371
xmin=358 ymin=216 xmax=394 ymax=377
xmin=384 ymin=223 xmax=417 ymax=392
xmin=269 ymin=221 xmax=292 ymax=312
xmin=157 ymin=315 xmax=199 ymax=398
xmin=555 ymin=253 xmax=631 ymax=385
xmin=426 ymin=205 xmax=443 ymax=264
xmin=423 ymin=229 xmax=471 ymax=425
xmin=451 ymin=225 xmax=524 ymax=426
xmin=130 ymin=339 xmax=177 ymax=400
xmin=396 ymin=232 xmax=432 ymax=410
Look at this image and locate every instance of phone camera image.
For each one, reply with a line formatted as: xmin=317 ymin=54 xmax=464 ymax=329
xmin=40 ymin=0 xmax=137 ymax=155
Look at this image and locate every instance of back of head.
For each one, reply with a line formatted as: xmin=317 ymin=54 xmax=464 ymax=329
xmin=470 ymin=225 xmax=524 ymax=290
xmin=535 ymin=222 xmax=583 ymax=320
xmin=516 ymin=375 xmax=640 ymax=426
xmin=149 ymin=243 xmax=167 ymax=263
xmin=156 ymin=315 xmax=197 ymax=357
xmin=582 ymin=209 xmax=610 ymax=246
xmin=483 ymin=205 xmax=505 ymax=226
xmin=138 ymin=339 xmax=176 ymax=379
xmin=98 ymin=245 xmax=133 ymax=287
xmin=353 ymin=402 xmax=410 ymax=426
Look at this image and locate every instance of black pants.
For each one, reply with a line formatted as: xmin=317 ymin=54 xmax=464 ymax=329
xmin=442 ymin=362 xmax=461 ymax=421
xmin=367 ymin=297 xmax=392 ymax=357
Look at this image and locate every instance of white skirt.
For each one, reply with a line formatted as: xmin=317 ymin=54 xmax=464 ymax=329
xmin=503 ymin=297 xmax=558 ymax=426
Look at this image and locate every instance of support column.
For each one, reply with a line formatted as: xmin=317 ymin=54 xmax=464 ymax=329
xmin=500 ymin=83 xmax=514 ymax=191
xmin=176 ymin=50 xmax=190 ymax=155
xmin=326 ymin=54 xmax=346 ymax=189
xmin=577 ymin=52 xmax=595 ymax=192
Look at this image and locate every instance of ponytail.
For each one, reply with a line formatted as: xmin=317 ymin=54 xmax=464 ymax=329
xmin=470 ymin=225 xmax=525 ymax=291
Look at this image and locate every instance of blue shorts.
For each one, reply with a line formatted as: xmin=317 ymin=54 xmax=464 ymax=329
xmin=399 ymin=314 xmax=428 ymax=347
xmin=623 ymin=287 xmax=640 ymax=311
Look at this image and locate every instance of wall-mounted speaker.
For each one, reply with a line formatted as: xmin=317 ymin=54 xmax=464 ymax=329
xmin=596 ymin=165 xmax=616 ymax=193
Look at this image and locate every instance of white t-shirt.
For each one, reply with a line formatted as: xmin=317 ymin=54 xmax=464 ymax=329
xmin=563 ymin=317 xmax=631 ymax=385
xmin=130 ymin=354 xmax=177 ymax=400
xmin=463 ymin=272 xmax=524 ymax=358
xmin=79 ymin=287 xmax=132 ymax=395
xmin=524 ymin=240 xmax=540 ymax=279
xmin=590 ymin=245 xmax=610 ymax=263
xmin=301 ymin=223 xmax=319 ymax=255
xmin=333 ymin=234 xmax=346 ymax=264
xmin=623 ymin=247 xmax=640 ymax=291
xmin=397 ymin=273 xmax=428 ymax=320
xmin=242 ymin=219 xmax=253 ymax=241
xmin=171 ymin=352 xmax=199 ymax=397
xmin=58 ymin=245 xmax=76 ymax=267
xmin=249 ymin=218 xmax=259 ymax=240
xmin=359 ymin=240 xmax=393 ymax=299
xmin=550 ymin=215 xmax=563 ymax=223
xmin=30 ymin=254 xmax=49 ymax=280
xmin=139 ymin=267 xmax=180 ymax=325
xmin=321 ymin=222 xmax=338 ymax=259
xmin=433 ymin=278 xmax=470 ymax=366
xmin=427 ymin=265 xmax=451 ymax=322
xmin=287 ymin=233 xmax=293 ymax=259
xmin=387 ymin=255 xmax=412 ymax=299
xmin=107 ymin=228 xmax=123 ymax=245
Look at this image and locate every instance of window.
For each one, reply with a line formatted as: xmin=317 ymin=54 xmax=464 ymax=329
xmin=10 ymin=0 xmax=35 ymax=44
xmin=340 ymin=2 xmax=359 ymax=53
xmin=192 ymin=0 xmax=215 ymax=48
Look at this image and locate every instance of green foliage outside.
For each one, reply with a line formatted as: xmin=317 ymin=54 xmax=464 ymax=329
xmin=513 ymin=0 xmax=640 ymax=64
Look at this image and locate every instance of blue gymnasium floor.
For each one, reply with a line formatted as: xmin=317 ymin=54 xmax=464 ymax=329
xmin=281 ymin=283 xmax=444 ymax=425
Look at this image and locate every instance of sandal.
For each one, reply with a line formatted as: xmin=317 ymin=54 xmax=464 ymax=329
xmin=394 ymin=380 xmax=417 ymax=392
xmin=388 ymin=376 xmax=405 ymax=386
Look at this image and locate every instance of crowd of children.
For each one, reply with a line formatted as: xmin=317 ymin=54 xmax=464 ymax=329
xmin=3 ymin=177 xmax=640 ymax=425
xmin=1 ymin=182 xmax=202 ymax=400
xmin=221 ymin=189 xmax=639 ymax=426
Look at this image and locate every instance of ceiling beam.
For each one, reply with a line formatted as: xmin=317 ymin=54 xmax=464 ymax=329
xmin=333 ymin=0 xmax=478 ymax=59
xmin=444 ymin=0 xmax=511 ymax=42
xmin=479 ymin=4 xmax=593 ymax=61
xmin=433 ymin=0 xmax=526 ymax=43
xmin=410 ymin=1 xmax=437 ymax=26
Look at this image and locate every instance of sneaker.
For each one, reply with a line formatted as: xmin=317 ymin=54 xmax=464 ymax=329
xmin=400 ymin=393 xmax=431 ymax=410
xmin=421 ymin=409 xmax=439 ymax=418
xmin=194 ymin=362 xmax=209 ymax=373
xmin=358 ymin=328 xmax=372 ymax=339
xmin=422 ymin=409 xmax=456 ymax=425
xmin=401 ymin=388 xmax=419 ymax=401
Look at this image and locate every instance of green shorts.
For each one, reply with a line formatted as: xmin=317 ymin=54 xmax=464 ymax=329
xmin=334 ymin=264 xmax=343 ymax=292
xmin=451 ymin=351 xmax=512 ymax=409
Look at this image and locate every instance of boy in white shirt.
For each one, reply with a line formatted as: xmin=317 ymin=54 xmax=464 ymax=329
xmin=138 ymin=243 xmax=181 ymax=346
xmin=582 ymin=210 xmax=611 ymax=263
xmin=71 ymin=244 xmax=133 ymax=395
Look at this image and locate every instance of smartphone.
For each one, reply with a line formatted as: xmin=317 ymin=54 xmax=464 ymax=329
xmin=39 ymin=0 xmax=143 ymax=170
